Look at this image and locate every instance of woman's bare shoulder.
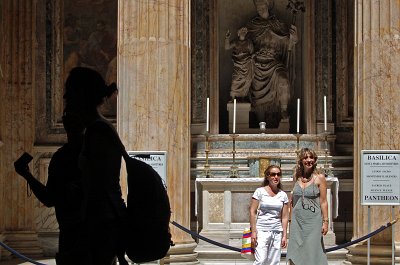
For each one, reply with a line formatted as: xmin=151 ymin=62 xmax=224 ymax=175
xmin=314 ymin=172 xmax=327 ymax=184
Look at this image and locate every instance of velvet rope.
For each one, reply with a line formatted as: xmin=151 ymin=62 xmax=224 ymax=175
xmin=171 ymin=216 xmax=399 ymax=256
xmin=1 ymin=217 xmax=397 ymax=264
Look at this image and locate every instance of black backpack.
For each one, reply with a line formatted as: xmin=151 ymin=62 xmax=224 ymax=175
xmin=122 ymin=151 xmax=173 ymax=263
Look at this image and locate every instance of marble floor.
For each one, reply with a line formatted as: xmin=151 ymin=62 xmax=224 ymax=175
xmin=0 ymin=259 xmax=347 ymax=265
xmin=0 ymin=255 xmax=348 ymax=265
xmin=0 ymin=245 xmax=348 ymax=265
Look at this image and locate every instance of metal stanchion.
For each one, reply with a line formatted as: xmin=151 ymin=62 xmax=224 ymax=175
xmin=392 ymin=206 xmax=395 ymax=265
xmin=367 ymin=206 xmax=371 ymax=265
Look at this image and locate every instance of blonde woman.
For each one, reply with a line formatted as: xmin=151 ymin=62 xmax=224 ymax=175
xmin=250 ymin=165 xmax=289 ymax=265
xmin=286 ymin=148 xmax=328 ymax=264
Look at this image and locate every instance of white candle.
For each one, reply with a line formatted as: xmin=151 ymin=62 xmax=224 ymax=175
xmin=233 ymin=98 xmax=237 ymax=133
xmin=324 ymin=96 xmax=327 ymax=131
xmin=296 ymin=98 xmax=300 ymax=133
xmin=206 ymin=97 xmax=210 ymax=132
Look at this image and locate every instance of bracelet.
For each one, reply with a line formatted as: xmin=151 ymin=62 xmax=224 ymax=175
xmin=322 ymin=219 xmax=329 ymax=224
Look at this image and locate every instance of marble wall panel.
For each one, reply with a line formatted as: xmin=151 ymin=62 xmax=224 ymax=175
xmin=208 ymin=192 xmax=224 ymax=223
xmin=231 ymin=192 xmax=252 ymax=223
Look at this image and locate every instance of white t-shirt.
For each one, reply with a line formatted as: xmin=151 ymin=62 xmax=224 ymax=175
xmin=252 ymin=187 xmax=288 ymax=231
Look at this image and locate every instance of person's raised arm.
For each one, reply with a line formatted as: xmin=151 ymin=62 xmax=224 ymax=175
xmin=317 ymin=173 xmax=329 ymax=235
xmin=14 ymin=164 xmax=54 ymax=207
xmin=224 ymin=30 xmax=234 ymax=50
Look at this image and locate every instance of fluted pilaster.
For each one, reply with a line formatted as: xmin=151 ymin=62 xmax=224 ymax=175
xmin=347 ymin=0 xmax=400 ymax=264
xmin=0 ymin=0 xmax=43 ymax=259
xmin=117 ymin=0 xmax=197 ymax=263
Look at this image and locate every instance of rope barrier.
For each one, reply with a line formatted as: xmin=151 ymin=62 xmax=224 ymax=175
xmin=171 ymin=215 xmax=399 ymax=255
xmin=171 ymin=221 xmax=241 ymax=252
xmin=1 ymin=216 xmax=397 ymax=264
xmin=0 ymin=241 xmax=47 ymax=265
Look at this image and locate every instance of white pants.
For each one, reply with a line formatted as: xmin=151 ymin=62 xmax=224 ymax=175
xmin=253 ymin=230 xmax=282 ymax=265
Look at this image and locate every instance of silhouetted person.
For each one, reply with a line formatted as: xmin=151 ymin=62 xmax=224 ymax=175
xmin=14 ymin=114 xmax=88 ymax=265
xmin=63 ymin=67 xmax=128 ymax=265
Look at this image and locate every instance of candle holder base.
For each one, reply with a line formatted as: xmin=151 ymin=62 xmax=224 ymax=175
xmin=201 ymin=165 xmax=213 ymax=178
xmin=294 ymin=133 xmax=302 ymax=158
xmin=203 ymin=132 xmax=213 ymax=178
xmin=229 ymin=165 xmax=239 ymax=178
xmin=229 ymin=133 xmax=239 ymax=178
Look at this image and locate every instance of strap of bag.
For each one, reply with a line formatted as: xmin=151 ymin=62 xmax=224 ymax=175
xmin=93 ymin=118 xmax=130 ymax=161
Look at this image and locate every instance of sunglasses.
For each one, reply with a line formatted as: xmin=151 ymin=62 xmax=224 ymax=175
xmin=268 ymin=172 xmax=282 ymax=177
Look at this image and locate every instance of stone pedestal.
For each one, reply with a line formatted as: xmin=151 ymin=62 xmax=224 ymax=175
xmin=227 ymin=102 xmax=290 ymax=134
xmin=344 ymin=243 xmax=400 ymax=264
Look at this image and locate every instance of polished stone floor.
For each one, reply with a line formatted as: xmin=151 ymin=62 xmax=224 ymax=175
xmin=0 ymin=256 xmax=347 ymax=265
xmin=0 ymin=259 xmax=347 ymax=265
xmin=0 ymin=244 xmax=348 ymax=265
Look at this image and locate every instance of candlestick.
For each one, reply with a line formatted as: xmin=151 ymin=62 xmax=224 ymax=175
xmin=296 ymin=133 xmax=301 ymax=159
xmin=324 ymin=96 xmax=327 ymax=131
xmin=233 ymin=98 xmax=237 ymax=133
xmin=296 ymin=98 xmax=300 ymax=133
xmin=202 ymin=132 xmax=213 ymax=178
xmin=206 ymin=97 xmax=210 ymax=132
xmin=230 ymin=133 xmax=239 ymax=178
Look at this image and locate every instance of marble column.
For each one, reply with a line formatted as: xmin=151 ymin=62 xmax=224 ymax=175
xmin=345 ymin=1 xmax=400 ymax=264
xmin=117 ymin=0 xmax=198 ymax=263
xmin=0 ymin=0 xmax=43 ymax=259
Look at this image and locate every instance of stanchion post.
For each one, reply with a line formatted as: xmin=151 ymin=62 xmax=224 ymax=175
xmin=392 ymin=206 xmax=395 ymax=265
xmin=368 ymin=206 xmax=371 ymax=265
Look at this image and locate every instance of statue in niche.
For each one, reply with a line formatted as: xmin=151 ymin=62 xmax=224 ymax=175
xmin=225 ymin=0 xmax=298 ymax=127
xmin=225 ymin=27 xmax=254 ymax=101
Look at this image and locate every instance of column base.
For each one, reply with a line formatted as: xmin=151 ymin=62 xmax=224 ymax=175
xmin=163 ymin=241 xmax=199 ymax=264
xmin=344 ymin=242 xmax=400 ymax=264
xmin=0 ymin=231 xmax=43 ymax=261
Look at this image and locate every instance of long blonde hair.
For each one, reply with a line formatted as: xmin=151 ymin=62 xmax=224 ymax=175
xmin=294 ymin=148 xmax=319 ymax=180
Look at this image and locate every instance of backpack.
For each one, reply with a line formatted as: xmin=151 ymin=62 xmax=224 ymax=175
xmin=122 ymin=151 xmax=173 ymax=263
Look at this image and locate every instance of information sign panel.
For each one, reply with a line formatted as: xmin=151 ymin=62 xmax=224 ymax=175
xmin=361 ymin=150 xmax=400 ymax=205
xmin=127 ymin=151 xmax=167 ymax=185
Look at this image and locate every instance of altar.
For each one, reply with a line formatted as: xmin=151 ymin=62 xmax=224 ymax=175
xmin=195 ymin=177 xmax=339 ymax=253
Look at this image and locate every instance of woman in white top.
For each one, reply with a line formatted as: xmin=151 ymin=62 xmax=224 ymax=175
xmin=250 ymin=165 xmax=289 ymax=265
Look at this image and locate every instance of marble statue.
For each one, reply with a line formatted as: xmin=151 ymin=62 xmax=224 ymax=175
xmin=226 ymin=0 xmax=298 ymax=126
xmin=225 ymin=27 xmax=254 ymax=101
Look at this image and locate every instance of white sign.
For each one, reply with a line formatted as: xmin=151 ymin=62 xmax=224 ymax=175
xmin=361 ymin=150 xmax=400 ymax=205
xmin=127 ymin=151 xmax=167 ymax=185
